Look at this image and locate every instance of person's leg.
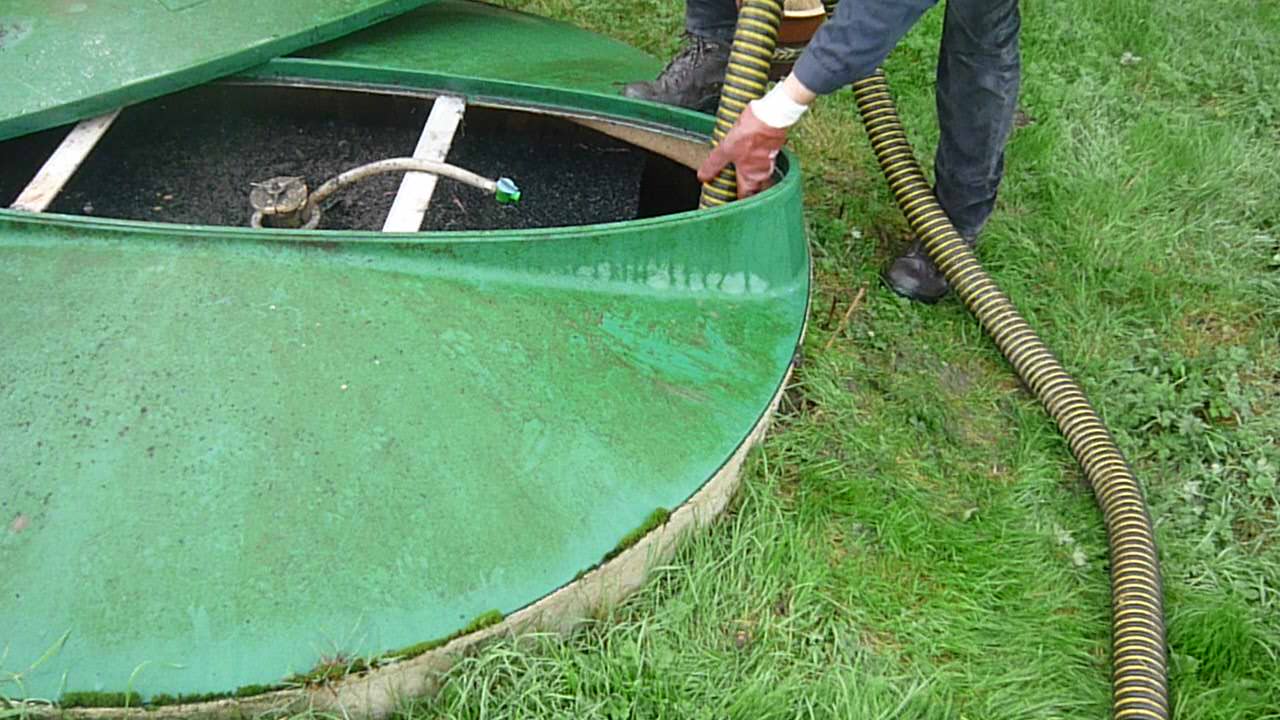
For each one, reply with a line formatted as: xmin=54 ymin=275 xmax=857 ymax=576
xmin=685 ymin=0 xmax=739 ymax=43
xmin=933 ymin=0 xmax=1020 ymax=238
xmin=623 ymin=0 xmax=739 ymax=112
xmin=883 ymin=0 xmax=1020 ymax=303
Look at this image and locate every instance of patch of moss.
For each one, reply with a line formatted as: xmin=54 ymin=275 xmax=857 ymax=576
xmin=460 ymin=609 xmax=504 ymax=635
xmin=147 ymin=691 xmax=229 ymax=706
xmin=384 ymin=609 xmax=506 ymax=661
xmin=61 ymin=682 xmax=286 ymax=709
xmin=59 ymin=691 xmax=143 ymax=708
xmin=120 ymin=682 xmax=284 ymax=707
xmin=383 ymin=636 xmax=448 ymax=660
xmin=602 ymin=507 xmax=670 ymax=562
xmin=233 ymin=683 xmax=284 ymax=698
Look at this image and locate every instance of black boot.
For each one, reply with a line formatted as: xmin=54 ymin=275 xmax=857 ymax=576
xmin=881 ymin=238 xmax=969 ymax=304
xmin=622 ymin=34 xmax=731 ymax=113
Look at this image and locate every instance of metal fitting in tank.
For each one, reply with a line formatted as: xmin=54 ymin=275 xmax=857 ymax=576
xmin=249 ymin=176 xmax=318 ymax=229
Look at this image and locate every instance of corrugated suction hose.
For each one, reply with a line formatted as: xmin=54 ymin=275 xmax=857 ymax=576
xmin=701 ymin=5 xmax=1171 ymax=719
xmin=852 ymin=71 xmax=1169 ymax=720
xmin=699 ymin=0 xmax=785 ymax=208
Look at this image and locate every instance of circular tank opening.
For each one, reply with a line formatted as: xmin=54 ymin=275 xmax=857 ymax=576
xmin=0 ymin=83 xmax=714 ymax=231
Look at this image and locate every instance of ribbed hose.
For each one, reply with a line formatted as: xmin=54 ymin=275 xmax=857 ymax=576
xmin=700 ymin=3 xmax=1171 ymax=716
xmin=851 ymin=72 xmax=1169 ymax=719
xmin=698 ymin=0 xmax=784 ymax=208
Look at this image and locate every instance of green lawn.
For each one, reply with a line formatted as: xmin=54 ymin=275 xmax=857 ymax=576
xmin=397 ymin=1 xmax=1280 ymax=718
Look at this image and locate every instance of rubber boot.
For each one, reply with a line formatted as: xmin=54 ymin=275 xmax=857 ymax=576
xmin=622 ymin=34 xmax=731 ymax=113
xmin=881 ymin=237 xmax=974 ymax=304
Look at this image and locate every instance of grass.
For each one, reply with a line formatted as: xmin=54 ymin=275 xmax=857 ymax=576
xmin=394 ymin=1 xmax=1280 ymax=718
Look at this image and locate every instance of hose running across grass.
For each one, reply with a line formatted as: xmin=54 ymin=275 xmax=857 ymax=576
xmin=701 ymin=6 xmax=1171 ymax=720
xmin=851 ymin=71 xmax=1170 ymax=720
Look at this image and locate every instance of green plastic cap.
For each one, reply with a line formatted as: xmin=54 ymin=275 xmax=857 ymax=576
xmin=495 ymin=177 xmax=521 ymax=205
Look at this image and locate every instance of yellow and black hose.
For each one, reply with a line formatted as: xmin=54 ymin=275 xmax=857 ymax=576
xmin=699 ymin=0 xmax=785 ymax=208
xmin=701 ymin=5 xmax=1171 ymax=720
xmin=851 ymin=71 xmax=1169 ymax=720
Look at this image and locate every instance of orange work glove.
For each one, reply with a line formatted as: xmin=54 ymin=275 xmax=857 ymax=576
xmin=697 ymin=104 xmax=790 ymax=200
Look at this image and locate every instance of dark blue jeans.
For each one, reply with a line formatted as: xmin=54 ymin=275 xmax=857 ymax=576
xmin=687 ymin=0 xmax=1020 ymax=240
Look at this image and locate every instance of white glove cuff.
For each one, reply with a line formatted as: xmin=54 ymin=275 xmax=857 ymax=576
xmin=749 ymin=84 xmax=810 ymax=129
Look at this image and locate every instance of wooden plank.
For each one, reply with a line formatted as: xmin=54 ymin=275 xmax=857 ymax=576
xmin=10 ymin=110 xmax=121 ymax=212
xmin=570 ymin=117 xmax=709 ymax=170
xmin=382 ymin=95 xmax=466 ymax=232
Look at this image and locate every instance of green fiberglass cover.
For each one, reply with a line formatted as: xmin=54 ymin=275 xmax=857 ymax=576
xmin=0 ymin=0 xmax=429 ymax=142
xmin=0 ymin=1 xmax=809 ymax=709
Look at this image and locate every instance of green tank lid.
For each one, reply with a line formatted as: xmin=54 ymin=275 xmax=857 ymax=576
xmin=0 ymin=0 xmax=430 ymax=142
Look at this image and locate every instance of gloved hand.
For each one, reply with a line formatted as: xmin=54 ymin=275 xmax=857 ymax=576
xmin=697 ymin=104 xmax=789 ymax=199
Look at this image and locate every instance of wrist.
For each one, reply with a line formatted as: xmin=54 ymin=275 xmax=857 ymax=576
xmin=781 ymin=73 xmax=818 ymax=105
xmin=749 ymin=81 xmax=811 ymax=129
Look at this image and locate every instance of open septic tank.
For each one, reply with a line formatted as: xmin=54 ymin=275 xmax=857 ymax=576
xmin=0 ymin=1 xmax=808 ymax=713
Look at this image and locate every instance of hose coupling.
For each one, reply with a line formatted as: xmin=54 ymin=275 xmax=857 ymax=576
xmin=248 ymin=176 xmax=319 ymax=229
